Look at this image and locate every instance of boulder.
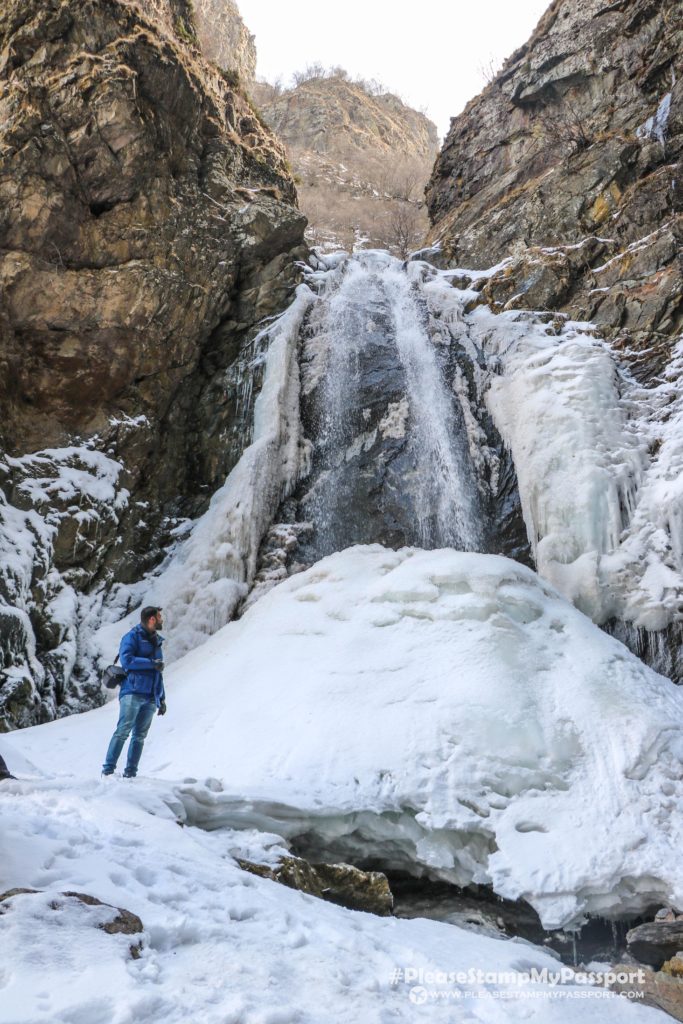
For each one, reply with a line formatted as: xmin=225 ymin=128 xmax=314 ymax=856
xmin=238 ymin=856 xmax=394 ymax=916
xmin=627 ymin=921 xmax=683 ymax=968
xmin=610 ymin=962 xmax=683 ymax=1022
xmin=0 ymin=888 xmax=144 ymax=958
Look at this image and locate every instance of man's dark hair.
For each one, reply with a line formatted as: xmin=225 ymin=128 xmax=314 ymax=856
xmin=140 ymin=606 xmax=162 ymax=625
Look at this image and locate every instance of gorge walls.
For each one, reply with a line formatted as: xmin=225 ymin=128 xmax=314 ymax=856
xmin=0 ymin=0 xmax=307 ymax=727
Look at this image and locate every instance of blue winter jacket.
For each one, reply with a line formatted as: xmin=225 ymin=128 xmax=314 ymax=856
xmin=118 ymin=624 xmax=165 ymax=707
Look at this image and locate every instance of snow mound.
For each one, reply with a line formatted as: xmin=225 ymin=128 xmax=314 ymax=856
xmin=18 ymin=546 xmax=683 ymax=930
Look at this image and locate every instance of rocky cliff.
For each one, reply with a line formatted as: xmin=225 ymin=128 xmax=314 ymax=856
xmin=253 ymin=74 xmax=439 ymax=254
xmin=426 ymin=0 xmax=682 ymax=380
xmin=257 ymin=75 xmax=438 ymax=161
xmin=426 ymin=0 xmax=683 ymax=676
xmin=0 ymin=0 xmax=306 ymax=728
xmin=192 ymin=0 xmax=256 ymax=83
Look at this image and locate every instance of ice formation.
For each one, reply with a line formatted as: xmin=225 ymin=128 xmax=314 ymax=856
xmin=0 ymin=446 xmax=130 ymax=718
xmin=108 ymin=283 xmax=317 ymax=662
xmin=480 ymin=310 xmax=683 ymax=630
xmin=400 ymin=254 xmax=683 ymax=635
xmin=4 ymin=250 xmax=682 ymax=701
xmin=636 ymin=92 xmax=672 ymax=145
xmin=18 ymin=546 xmax=683 ymax=931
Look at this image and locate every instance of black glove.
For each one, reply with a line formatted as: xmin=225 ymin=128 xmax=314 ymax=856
xmin=158 ymin=700 xmax=167 ymax=716
xmin=154 ymin=660 xmax=165 ymax=672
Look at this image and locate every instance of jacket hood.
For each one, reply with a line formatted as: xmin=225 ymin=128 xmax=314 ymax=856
xmin=131 ymin=623 xmax=164 ymax=644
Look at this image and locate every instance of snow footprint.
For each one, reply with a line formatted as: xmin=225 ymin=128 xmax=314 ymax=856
xmin=133 ymin=865 xmax=157 ymax=887
xmin=58 ymin=997 xmax=115 ymax=1024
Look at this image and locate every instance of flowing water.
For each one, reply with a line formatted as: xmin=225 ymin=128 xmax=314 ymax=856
xmin=301 ymin=251 xmax=483 ymax=554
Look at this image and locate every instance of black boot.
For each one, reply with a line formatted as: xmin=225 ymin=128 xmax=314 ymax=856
xmin=0 ymin=754 xmax=15 ymax=781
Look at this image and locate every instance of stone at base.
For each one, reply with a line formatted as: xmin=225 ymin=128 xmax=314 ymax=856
xmin=611 ymin=962 xmax=683 ymax=1022
xmin=238 ymin=855 xmax=394 ymax=916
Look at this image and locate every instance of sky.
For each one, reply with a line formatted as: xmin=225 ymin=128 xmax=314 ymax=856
xmin=237 ymin=0 xmax=552 ymax=140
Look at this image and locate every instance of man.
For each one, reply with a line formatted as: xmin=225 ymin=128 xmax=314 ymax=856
xmin=102 ymin=606 xmax=167 ymax=778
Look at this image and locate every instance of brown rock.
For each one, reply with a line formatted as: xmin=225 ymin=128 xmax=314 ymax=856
xmin=663 ymin=955 xmax=683 ymax=979
xmin=0 ymin=888 xmax=144 ymax=958
xmin=0 ymin=0 xmax=307 ymax=728
xmin=0 ymin=888 xmax=39 ymax=900
xmin=238 ymin=855 xmax=394 ymax=916
xmin=426 ymin=0 xmax=682 ymax=376
xmin=611 ymin=962 xmax=683 ymax=1022
xmin=192 ymin=0 xmax=256 ymax=83
xmin=0 ymin=0 xmax=302 ymax=453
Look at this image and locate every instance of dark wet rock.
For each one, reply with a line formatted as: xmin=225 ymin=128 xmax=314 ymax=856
xmin=258 ymin=268 xmax=532 ymax=575
xmin=0 ymin=753 xmax=14 ymax=780
xmin=627 ymin=920 xmax=683 ymax=968
xmin=389 ymin=873 xmax=646 ymax=965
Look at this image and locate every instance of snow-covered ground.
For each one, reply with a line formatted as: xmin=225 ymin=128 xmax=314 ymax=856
xmin=11 ymin=546 xmax=683 ymax=939
xmin=2 ymin=772 xmax=667 ymax=1024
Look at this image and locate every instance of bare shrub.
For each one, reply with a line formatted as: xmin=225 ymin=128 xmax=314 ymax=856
xmin=383 ymin=201 xmax=425 ymax=258
xmin=536 ymin=99 xmax=592 ymax=153
xmin=292 ymin=62 xmax=327 ymax=86
xmin=478 ymin=56 xmax=502 ymax=86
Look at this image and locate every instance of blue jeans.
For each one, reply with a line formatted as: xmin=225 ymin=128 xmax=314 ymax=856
xmin=103 ymin=694 xmax=156 ymax=777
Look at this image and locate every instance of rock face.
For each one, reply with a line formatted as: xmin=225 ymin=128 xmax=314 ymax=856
xmin=192 ymin=0 xmax=256 ymax=83
xmin=0 ymin=0 xmax=307 ymax=728
xmin=253 ymin=74 xmax=439 ymax=254
xmin=426 ymin=0 xmax=682 ymax=379
xmin=426 ymin=0 xmax=683 ymax=676
xmin=257 ymin=76 xmax=438 ymax=161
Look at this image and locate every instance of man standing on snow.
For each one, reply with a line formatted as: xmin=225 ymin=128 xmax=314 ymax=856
xmin=102 ymin=606 xmax=167 ymax=778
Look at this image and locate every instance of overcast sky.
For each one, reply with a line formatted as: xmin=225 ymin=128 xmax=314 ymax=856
xmin=237 ymin=1 xmax=551 ymax=140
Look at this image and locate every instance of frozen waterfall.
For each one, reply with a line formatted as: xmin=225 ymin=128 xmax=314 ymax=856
xmin=88 ymin=248 xmax=683 ymax=677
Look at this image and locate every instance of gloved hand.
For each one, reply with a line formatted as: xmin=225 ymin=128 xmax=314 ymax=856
xmin=154 ymin=659 xmax=165 ymax=672
xmin=158 ymin=700 xmax=167 ymax=716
